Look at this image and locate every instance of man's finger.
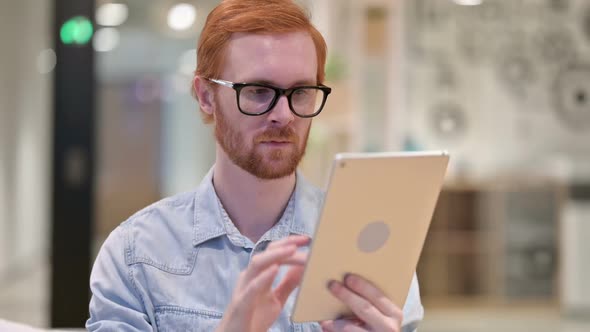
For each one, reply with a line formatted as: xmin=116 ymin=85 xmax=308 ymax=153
xmin=243 ymin=236 xmax=308 ymax=279
xmin=244 ymin=245 xmax=296 ymax=280
xmin=244 ymin=264 xmax=279 ymax=298
xmin=322 ymin=319 xmax=366 ymax=332
xmin=320 ymin=320 xmax=335 ymax=332
xmin=344 ymin=274 xmax=402 ymax=319
xmin=267 ymin=235 xmax=310 ymax=250
xmin=282 ymin=251 xmax=307 ymax=265
xmin=273 ymin=264 xmax=305 ymax=305
xmin=328 ymin=280 xmax=396 ymax=331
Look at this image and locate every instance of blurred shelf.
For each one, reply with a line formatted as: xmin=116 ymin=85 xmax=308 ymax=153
xmin=422 ymin=296 xmax=559 ymax=309
xmin=418 ymin=178 xmax=566 ymax=307
xmin=423 ymin=231 xmax=497 ymax=254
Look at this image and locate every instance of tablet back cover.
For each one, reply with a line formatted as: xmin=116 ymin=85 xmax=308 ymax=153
xmin=292 ymin=151 xmax=449 ymax=322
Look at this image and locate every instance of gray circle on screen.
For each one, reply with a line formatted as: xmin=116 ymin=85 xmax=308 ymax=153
xmin=357 ymin=221 xmax=390 ymax=253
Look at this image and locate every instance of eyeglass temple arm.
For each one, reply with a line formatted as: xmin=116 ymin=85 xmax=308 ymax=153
xmin=207 ymin=78 xmax=234 ymax=88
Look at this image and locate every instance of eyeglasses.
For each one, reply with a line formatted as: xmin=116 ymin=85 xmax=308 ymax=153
xmin=206 ymin=78 xmax=332 ymax=118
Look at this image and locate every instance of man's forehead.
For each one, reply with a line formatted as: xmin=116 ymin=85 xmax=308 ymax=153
xmin=226 ymin=31 xmax=315 ymax=56
xmin=221 ymin=31 xmax=318 ymax=84
xmin=228 ymin=30 xmax=311 ymax=43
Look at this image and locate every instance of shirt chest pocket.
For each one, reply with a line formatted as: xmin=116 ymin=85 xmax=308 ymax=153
xmin=154 ymin=306 xmax=222 ymax=332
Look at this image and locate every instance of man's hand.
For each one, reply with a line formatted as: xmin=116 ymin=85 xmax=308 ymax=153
xmin=320 ymin=274 xmax=404 ymax=332
xmin=216 ymin=235 xmax=309 ymax=332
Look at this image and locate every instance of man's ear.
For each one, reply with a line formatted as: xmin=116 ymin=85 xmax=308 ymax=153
xmin=193 ymin=76 xmax=214 ymax=116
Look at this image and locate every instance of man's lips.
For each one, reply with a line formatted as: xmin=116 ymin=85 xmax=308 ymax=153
xmin=259 ymin=140 xmax=293 ymax=146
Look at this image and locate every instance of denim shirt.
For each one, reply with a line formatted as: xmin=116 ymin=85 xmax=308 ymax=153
xmin=87 ymin=168 xmax=424 ymax=331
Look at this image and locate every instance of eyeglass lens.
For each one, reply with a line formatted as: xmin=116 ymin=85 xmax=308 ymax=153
xmin=239 ymin=86 xmax=324 ymax=116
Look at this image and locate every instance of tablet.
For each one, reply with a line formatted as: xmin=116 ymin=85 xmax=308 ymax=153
xmin=291 ymin=150 xmax=449 ymax=322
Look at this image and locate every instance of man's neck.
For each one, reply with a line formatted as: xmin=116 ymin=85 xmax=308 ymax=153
xmin=212 ymin=148 xmax=296 ymax=243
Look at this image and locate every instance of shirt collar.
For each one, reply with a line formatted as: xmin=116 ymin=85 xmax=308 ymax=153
xmin=192 ymin=167 xmax=226 ymax=247
xmin=289 ymin=170 xmax=324 ymax=237
xmin=192 ymin=167 xmax=324 ymax=247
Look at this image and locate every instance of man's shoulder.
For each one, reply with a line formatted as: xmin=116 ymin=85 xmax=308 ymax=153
xmin=111 ymin=190 xmax=199 ymax=271
xmin=126 ymin=190 xmax=197 ymax=224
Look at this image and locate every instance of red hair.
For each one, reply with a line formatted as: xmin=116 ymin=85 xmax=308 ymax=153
xmin=193 ymin=0 xmax=327 ymax=123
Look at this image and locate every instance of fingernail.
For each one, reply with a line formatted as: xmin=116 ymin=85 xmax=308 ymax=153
xmin=327 ymin=280 xmax=336 ymax=290
xmin=344 ymin=273 xmax=353 ymax=285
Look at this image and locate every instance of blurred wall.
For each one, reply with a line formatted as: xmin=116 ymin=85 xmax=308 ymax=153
xmin=402 ymin=0 xmax=590 ymax=179
xmin=92 ymin=0 xmax=219 ymax=241
xmin=0 ymin=0 xmax=52 ymax=276
xmin=160 ymin=92 xmax=215 ymax=197
xmin=399 ymin=0 xmax=590 ymax=311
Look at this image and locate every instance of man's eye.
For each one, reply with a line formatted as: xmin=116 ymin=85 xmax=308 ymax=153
xmin=294 ymin=89 xmax=309 ymax=96
xmin=244 ymin=87 xmax=272 ymax=96
xmin=253 ymin=88 xmax=270 ymax=95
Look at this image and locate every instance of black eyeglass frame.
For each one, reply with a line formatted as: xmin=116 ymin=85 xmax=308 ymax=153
xmin=206 ymin=78 xmax=332 ymax=118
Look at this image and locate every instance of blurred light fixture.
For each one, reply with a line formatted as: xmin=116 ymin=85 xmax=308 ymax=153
xmin=60 ymin=16 xmax=94 ymax=45
xmin=178 ymin=49 xmax=197 ymax=76
xmin=36 ymin=49 xmax=57 ymax=74
xmin=440 ymin=117 xmax=458 ymax=133
xmin=93 ymin=28 xmax=120 ymax=52
xmin=453 ymin=0 xmax=483 ymax=5
xmin=430 ymin=102 xmax=467 ymax=139
xmin=167 ymin=3 xmax=196 ymax=31
xmin=96 ymin=3 xmax=128 ymax=26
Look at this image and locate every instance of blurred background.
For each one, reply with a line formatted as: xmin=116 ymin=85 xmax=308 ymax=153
xmin=1 ymin=0 xmax=590 ymax=331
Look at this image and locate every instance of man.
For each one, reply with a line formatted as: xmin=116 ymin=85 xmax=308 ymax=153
xmin=87 ymin=0 xmax=424 ymax=331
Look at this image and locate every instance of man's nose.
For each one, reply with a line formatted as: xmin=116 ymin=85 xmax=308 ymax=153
xmin=267 ymin=95 xmax=295 ymax=125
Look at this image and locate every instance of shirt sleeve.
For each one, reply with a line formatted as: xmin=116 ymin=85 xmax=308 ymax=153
xmin=401 ymin=272 xmax=424 ymax=332
xmin=86 ymin=224 xmax=153 ymax=331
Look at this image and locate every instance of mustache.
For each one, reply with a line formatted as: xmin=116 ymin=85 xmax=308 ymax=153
xmin=255 ymin=126 xmax=298 ymax=143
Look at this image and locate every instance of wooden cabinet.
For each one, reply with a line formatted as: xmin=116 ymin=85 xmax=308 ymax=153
xmin=417 ymin=179 xmax=566 ymax=307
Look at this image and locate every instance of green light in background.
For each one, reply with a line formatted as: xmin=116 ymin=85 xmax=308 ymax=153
xmin=60 ymin=16 xmax=93 ymax=45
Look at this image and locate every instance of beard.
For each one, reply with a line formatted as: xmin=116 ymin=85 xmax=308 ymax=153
xmin=214 ymin=103 xmax=310 ymax=180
